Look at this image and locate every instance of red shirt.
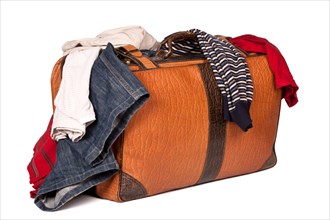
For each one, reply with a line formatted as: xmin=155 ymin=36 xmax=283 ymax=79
xmin=27 ymin=116 xmax=57 ymax=198
xmin=229 ymin=35 xmax=299 ymax=107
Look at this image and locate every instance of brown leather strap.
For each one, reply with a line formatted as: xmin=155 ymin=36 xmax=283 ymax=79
xmin=117 ymin=45 xmax=157 ymax=70
xmin=156 ymin=31 xmax=197 ymax=59
xmin=120 ymin=45 xmax=144 ymax=57
xmin=196 ymin=63 xmax=226 ymax=184
xmin=214 ymin=35 xmax=248 ymax=58
xmin=155 ymin=31 xmax=248 ymax=59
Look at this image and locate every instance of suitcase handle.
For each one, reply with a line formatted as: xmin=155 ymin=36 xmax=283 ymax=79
xmin=155 ymin=31 xmax=248 ymax=59
xmin=156 ymin=31 xmax=197 ymax=59
xmin=116 ymin=45 xmax=158 ymax=70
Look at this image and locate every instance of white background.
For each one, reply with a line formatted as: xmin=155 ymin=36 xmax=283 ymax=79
xmin=1 ymin=1 xmax=329 ymax=219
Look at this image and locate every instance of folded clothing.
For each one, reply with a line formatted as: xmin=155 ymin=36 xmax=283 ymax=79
xmin=62 ymin=25 xmax=159 ymax=55
xmin=51 ymin=48 xmax=100 ymax=142
xmin=52 ymin=26 xmax=160 ymax=142
xmin=34 ymin=43 xmax=150 ymax=211
xmin=228 ymin=34 xmax=299 ymax=107
xmin=27 ymin=116 xmax=57 ymax=198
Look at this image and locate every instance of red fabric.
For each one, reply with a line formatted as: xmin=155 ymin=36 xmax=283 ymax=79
xmin=228 ymin=35 xmax=299 ymax=107
xmin=27 ymin=116 xmax=57 ymax=198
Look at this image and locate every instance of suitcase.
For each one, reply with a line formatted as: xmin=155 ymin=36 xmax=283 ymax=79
xmin=88 ymin=32 xmax=283 ymax=202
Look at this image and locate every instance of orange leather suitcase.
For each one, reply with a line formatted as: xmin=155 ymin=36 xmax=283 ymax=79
xmin=50 ymin=32 xmax=281 ymax=202
xmin=94 ymin=33 xmax=282 ymax=202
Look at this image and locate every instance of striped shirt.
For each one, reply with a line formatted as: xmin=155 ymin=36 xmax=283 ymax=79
xmin=164 ymin=29 xmax=254 ymax=131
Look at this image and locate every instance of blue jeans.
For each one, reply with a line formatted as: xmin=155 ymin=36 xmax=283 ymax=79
xmin=35 ymin=43 xmax=150 ymax=211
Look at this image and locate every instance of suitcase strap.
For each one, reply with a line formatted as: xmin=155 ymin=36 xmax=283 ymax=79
xmin=117 ymin=45 xmax=157 ymax=70
xmin=156 ymin=31 xmax=248 ymax=58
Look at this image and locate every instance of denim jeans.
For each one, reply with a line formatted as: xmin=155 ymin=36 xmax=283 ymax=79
xmin=35 ymin=43 xmax=150 ymax=211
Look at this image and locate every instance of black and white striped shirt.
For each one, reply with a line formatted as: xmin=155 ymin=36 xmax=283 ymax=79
xmin=164 ymin=29 xmax=254 ymax=131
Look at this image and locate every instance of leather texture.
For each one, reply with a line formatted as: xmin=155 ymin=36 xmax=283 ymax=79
xmin=196 ymin=63 xmax=226 ymax=184
xmin=260 ymin=149 xmax=277 ymax=171
xmin=158 ymin=60 xmax=207 ymax=68
xmin=118 ymin=45 xmax=158 ymax=70
xmin=95 ymin=49 xmax=282 ymax=202
xmin=94 ymin=135 xmax=123 ymax=201
xmin=119 ymin=172 xmax=148 ymax=201
xmin=217 ymin=55 xmax=282 ymax=180
xmin=120 ymin=64 xmax=210 ymax=196
xmin=157 ymin=31 xmax=197 ymax=59
xmin=95 ymin=172 xmax=121 ymax=201
xmin=48 ymin=44 xmax=282 ymax=202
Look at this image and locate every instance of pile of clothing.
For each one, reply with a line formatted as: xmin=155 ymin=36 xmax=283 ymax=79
xmin=27 ymin=26 xmax=299 ymax=211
